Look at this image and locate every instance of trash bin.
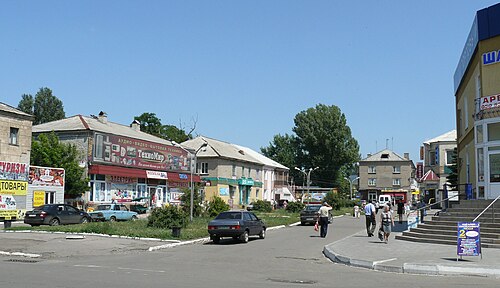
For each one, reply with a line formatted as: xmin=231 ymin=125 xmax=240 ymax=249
xmin=171 ymin=227 xmax=181 ymax=238
xmin=3 ymin=220 xmax=11 ymax=229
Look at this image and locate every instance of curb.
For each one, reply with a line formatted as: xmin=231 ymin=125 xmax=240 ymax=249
xmin=323 ymin=244 xmax=500 ymax=278
xmin=0 ymin=230 xmax=180 ymax=244
xmin=0 ymin=251 xmax=41 ymax=258
xmin=148 ymin=223 xmax=298 ymax=252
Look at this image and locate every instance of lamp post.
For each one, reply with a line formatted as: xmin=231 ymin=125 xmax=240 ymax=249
xmin=344 ymin=176 xmax=360 ymax=200
xmin=295 ymin=167 xmax=319 ymax=203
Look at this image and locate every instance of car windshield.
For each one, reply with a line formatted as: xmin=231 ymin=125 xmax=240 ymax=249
xmin=305 ymin=205 xmax=321 ymax=211
xmin=215 ymin=212 xmax=242 ymax=220
xmin=96 ymin=205 xmax=112 ymax=211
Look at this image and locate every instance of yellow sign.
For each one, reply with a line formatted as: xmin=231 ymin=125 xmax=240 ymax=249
xmin=0 ymin=210 xmax=17 ymax=220
xmin=0 ymin=180 xmax=27 ymax=195
xmin=33 ymin=191 xmax=45 ymax=207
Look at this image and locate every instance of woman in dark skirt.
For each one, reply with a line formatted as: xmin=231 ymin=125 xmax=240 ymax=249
xmin=380 ymin=205 xmax=394 ymax=244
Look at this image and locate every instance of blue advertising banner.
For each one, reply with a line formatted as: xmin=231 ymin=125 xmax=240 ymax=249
xmin=457 ymin=222 xmax=481 ymax=257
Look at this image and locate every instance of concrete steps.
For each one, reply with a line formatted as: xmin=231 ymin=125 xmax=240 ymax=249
xmin=396 ymin=200 xmax=500 ymax=249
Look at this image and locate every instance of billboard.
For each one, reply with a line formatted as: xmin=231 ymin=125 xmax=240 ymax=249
xmin=29 ymin=166 xmax=65 ymax=187
xmin=0 ymin=161 xmax=29 ymax=181
xmin=94 ymin=133 xmax=190 ymax=172
xmin=416 ymin=162 xmax=424 ymax=180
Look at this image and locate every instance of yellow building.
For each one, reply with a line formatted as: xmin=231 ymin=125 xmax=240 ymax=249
xmin=454 ymin=3 xmax=500 ymax=199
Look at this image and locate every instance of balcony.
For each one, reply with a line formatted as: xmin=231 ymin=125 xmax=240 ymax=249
xmin=475 ymin=97 xmax=500 ymax=121
xmin=274 ymin=180 xmax=288 ymax=187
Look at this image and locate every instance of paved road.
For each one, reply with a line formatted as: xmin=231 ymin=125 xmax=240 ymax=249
xmin=0 ymin=217 xmax=498 ymax=287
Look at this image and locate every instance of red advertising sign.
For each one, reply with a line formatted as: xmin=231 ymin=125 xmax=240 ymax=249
xmin=416 ymin=162 xmax=424 ymax=180
xmin=29 ymin=166 xmax=65 ymax=187
xmin=94 ymin=133 xmax=190 ymax=172
xmin=0 ymin=161 xmax=29 ymax=181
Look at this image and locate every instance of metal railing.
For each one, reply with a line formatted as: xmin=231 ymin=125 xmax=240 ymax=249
xmin=472 ymin=195 xmax=500 ymax=223
xmin=410 ymin=194 xmax=459 ymax=215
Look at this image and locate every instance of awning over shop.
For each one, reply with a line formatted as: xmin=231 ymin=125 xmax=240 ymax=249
xmin=421 ymin=170 xmax=439 ymax=182
xmin=167 ymin=172 xmax=201 ymax=183
xmin=89 ymin=164 xmax=147 ymax=178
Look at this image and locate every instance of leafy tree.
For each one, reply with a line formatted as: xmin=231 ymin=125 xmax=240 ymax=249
xmin=262 ymin=104 xmax=360 ymax=188
xmin=147 ymin=206 xmax=187 ymax=229
xmin=252 ymin=200 xmax=272 ymax=212
xmin=17 ymin=94 xmax=34 ymax=115
xmin=286 ymin=201 xmax=305 ymax=213
xmin=134 ymin=112 xmax=192 ymax=143
xmin=180 ymin=187 xmax=204 ymax=217
xmin=32 ymin=87 xmax=65 ymax=124
xmin=446 ymin=147 xmax=458 ymax=191
xmin=207 ymin=196 xmax=230 ymax=217
xmin=31 ymin=132 xmax=89 ymax=198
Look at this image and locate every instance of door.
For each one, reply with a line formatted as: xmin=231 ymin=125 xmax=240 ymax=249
xmin=65 ymin=205 xmax=82 ymax=224
xmin=488 ymin=151 xmax=500 ymax=199
xmin=243 ymin=212 xmax=255 ymax=235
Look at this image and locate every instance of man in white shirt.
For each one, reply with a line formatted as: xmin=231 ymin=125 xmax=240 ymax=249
xmin=364 ymin=200 xmax=376 ymax=237
xmin=318 ymin=202 xmax=333 ymax=238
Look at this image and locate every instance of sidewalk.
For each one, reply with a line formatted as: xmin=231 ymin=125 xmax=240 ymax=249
xmin=323 ymin=228 xmax=500 ymax=278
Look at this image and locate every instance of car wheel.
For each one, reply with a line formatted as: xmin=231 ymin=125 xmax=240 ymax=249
xmin=301 ymin=221 xmax=306 ymax=226
xmin=80 ymin=217 xmax=89 ymax=224
xmin=259 ymin=228 xmax=266 ymax=239
xmin=109 ymin=216 xmax=116 ymax=222
xmin=49 ymin=218 xmax=60 ymax=226
xmin=131 ymin=215 xmax=138 ymax=221
xmin=240 ymin=230 xmax=249 ymax=243
xmin=212 ymin=236 xmax=220 ymax=244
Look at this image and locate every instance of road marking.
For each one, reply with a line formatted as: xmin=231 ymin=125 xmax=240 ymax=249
xmin=373 ymin=258 xmax=397 ymax=265
xmin=118 ymin=267 xmax=165 ymax=273
xmin=74 ymin=264 xmax=102 ymax=268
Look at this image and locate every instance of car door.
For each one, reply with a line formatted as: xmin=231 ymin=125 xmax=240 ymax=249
xmin=242 ymin=212 xmax=254 ymax=234
xmin=250 ymin=213 xmax=262 ymax=234
xmin=114 ymin=205 xmax=122 ymax=220
xmin=55 ymin=205 xmax=69 ymax=224
xmin=65 ymin=205 xmax=81 ymax=224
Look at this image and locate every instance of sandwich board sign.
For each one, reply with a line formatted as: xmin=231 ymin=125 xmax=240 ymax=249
xmin=457 ymin=222 xmax=481 ymax=260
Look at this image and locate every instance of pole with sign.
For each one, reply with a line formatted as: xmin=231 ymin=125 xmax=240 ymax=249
xmin=457 ymin=222 xmax=481 ymax=261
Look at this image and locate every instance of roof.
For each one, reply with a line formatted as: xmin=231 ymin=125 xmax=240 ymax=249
xmin=182 ymin=136 xmax=289 ymax=170
xmin=360 ymin=149 xmax=409 ymax=162
xmin=423 ymin=130 xmax=457 ymax=145
xmin=421 ymin=169 xmax=440 ymax=182
xmin=0 ymin=102 xmax=34 ymax=119
xmin=32 ymin=115 xmax=173 ymax=145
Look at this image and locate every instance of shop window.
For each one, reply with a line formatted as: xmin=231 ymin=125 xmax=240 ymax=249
xmin=489 ymin=154 xmax=500 ymax=183
xmin=92 ymin=181 xmax=107 ymax=202
xmin=95 ymin=174 xmax=105 ymax=181
xmin=138 ymin=178 xmax=146 ymax=184
xmin=488 ymin=122 xmax=500 ymax=141
xmin=368 ymin=192 xmax=377 ymax=202
xmin=393 ymin=166 xmax=401 ymax=174
xmin=393 ymin=178 xmax=401 ymax=186
xmin=45 ymin=192 xmax=55 ymax=204
xmin=9 ymin=127 xmax=19 ymax=145
xmin=368 ymin=166 xmax=376 ymax=174
xmin=137 ymin=184 xmax=147 ymax=198
xmin=368 ymin=178 xmax=376 ymax=186
xmin=477 ymin=148 xmax=484 ymax=182
xmin=476 ymin=125 xmax=484 ymax=144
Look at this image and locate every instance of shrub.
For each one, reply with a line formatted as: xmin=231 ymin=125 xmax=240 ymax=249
xmin=324 ymin=191 xmax=355 ymax=210
xmin=147 ymin=206 xmax=187 ymax=229
xmin=207 ymin=196 xmax=230 ymax=217
xmin=180 ymin=188 xmax=204 ymax=217
xmin=286 ymin=201 xmax=305 ymax=213
xmin=252 ymin=200 xmax=273 ymax=212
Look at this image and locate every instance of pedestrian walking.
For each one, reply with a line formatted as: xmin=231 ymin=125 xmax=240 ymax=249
xmin=353 ymin=204 xmax=360 ymax=218
xmin=380 ymin=205 xmax=394 ymax=244
xmin=418 ymin=200 xmax=426 ymax=223
xmin=397 ymin=200 xmax=404 ymax=224
xmin=318 ymin=202 xmax=332 ymax=238
xmin=364 ymin=200 xmax=376 ymax=237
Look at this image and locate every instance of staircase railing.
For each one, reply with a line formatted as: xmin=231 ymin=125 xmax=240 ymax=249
xmin=472 ymin=195 xmax=500 ymax=223
xmin=409 ymin=194 xmax=459 ymax=223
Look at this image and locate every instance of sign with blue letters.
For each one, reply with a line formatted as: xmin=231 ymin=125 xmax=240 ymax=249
xmin=482 ymin=50 xmax=500 ymax=65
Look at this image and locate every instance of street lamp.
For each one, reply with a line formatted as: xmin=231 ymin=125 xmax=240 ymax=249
xmin=295 ymin=167 xmax=319 ymax=203
xmin=344 ymin=176 xmax=360 ymax=200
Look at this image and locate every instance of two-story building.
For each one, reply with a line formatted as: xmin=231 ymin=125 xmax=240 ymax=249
xmin=358 ymin=149 xmax=415 ymax=203
xmin=181 ymin=136 xmax=291 ymax=208
xmin=33 ymin=112 xmax=197 ymax=206
xmin=421 ymin=130 xmax=457 ymax=204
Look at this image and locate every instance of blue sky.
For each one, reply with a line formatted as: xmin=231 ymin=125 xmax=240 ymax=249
xmin=1 ymin=1 xmax=498 ymax=163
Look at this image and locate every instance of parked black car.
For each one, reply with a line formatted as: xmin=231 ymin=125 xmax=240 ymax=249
xmin=24 ymin=204 xmax=92 ymax=227
xmin=208 ymin=211 xmax=266 ymax=244
xmin=300 ymin=204 xmax=333 ymax=225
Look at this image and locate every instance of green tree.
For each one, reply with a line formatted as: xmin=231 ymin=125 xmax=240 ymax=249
xmin=179 ymin=187 xmax=204 ymax=217
xmin=31 ymin=132 xmax=89 ymax=198
xmin=33 ymin=87 xmax=65 ymax=125
xmin=262 ymin=104 xmax=360 ymax=188
xmin=446 ymin=147 xmax=458 ymax=191
xmin=134 ymin=112 xmax=192 ymax=143
xmin=17 ymin=94 xmax=34 ymax=115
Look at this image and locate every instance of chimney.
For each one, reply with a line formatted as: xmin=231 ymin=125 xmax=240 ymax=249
xmin=404 ymin=153 xmax=410 ymax=160
xmin=367 ymin=153 xmax=372 ymax=158
xmin=131 ymin=120 xmax=141 ymax=131
xmin=98 ymin=111 xmax=108 ymax=124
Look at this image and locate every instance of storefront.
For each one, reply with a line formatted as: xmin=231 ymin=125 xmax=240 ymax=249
xmin=27 ymin=166 xmax=65 ymax=211
xmin=0 ymin=161 xmax=29 ymax=220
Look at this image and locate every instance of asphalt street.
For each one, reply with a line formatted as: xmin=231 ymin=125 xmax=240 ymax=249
xmin=0 ymin=216 xmax=499 ymax=287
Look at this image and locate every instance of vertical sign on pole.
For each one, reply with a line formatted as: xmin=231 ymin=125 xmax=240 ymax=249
xmin=457 ymin=222 xmax=481 ymax=260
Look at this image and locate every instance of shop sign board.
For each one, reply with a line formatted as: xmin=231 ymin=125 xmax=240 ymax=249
xmin=94 ymin=133 xmax=190 ymax=172
xmin=29 ymin=166 xmax=65 ymax=187
xmin=0 ymin=180 xmax=27 ymax=195
xmin=407 ymin=211 xmax=419 ymax=229
xmin=0 ymin=194 xmax=17 ymax=220
xmin=416 ymin=162 xmax=423 ymax=180
xmin=480 ymin=94 xmax=500 ymax=110
xmin=457 ymin=222 xmax=481 ymax=257
xmin=146 ymin=170 xmax=168 ymax=180
xmin=482 ymin=49 xmax=500 ymax=65
xmin=0 ymin=161 xmax=29 ymax=181
xmin=219 ymin=187 xmax=229 ymax=196
xmin=238 ymin=178 xmax=254 ymax=186
xmin=33 ymin=191 xmax=46 ymax=207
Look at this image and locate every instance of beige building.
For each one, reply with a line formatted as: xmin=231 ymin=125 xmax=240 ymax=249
xmin=182 ymin=136 xmax=290 ymax=208
xmin=358 ymin=149 xmax=415 ymax=203
xmin=454 ymin=3 xmax=500 ymax=199
xmin=0 ymin=102 xmax=33 ymax=164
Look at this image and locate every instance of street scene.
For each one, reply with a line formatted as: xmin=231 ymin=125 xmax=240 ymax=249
xmin=2 ymin=1 xmax=500 ymax=287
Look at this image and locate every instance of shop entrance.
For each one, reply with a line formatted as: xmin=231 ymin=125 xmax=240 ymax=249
xmin=488 ymin=151 xmax=500 ymax=199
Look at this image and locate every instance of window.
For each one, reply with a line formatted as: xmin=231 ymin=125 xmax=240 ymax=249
xmin=9 ymin=127 xmax=19 ymax=145
xmin=256 ymin=189 xmax=260 ymax=198
xmin=95 ymin=134 xmax=104 ymax=159
xmin=393 ymin=166 xmax=401 ymax=174
xmin=45 ymin=192 xmax=55 ymax=204
xmin=381 ymin=154 xmax=389 ymax=159
xmin=241 ymin=166 xmax=244 ymax=176
xmin=247 ymin=168 xmax=251 ymax=178
xmin=200 ymin=162 xmax=208 ymax=174
xmin=476 ymin=125 xmax=483 ymax=144
xmin=429 ymin=151 xmax=436 ymax=165
xmin=490 ymin=154 xmax=500 ymax=183
xmin=464 ymin=95 xmax=469 ymax=129
xmin=368 ymin=178 xmax=376 ymax=186
xmin=393 ymin=178 xmax=401 ymax=186
xmin=368 ymin=166 xmax=376 ymax=174
xmin=243 ymin=213 xmax=252 ymax=221
xmin=488 ymin=123 xmax=500 ymax=141
xmin=232 ymin=165 xmax=236 ymax=177
xmin=445 ymin=150 xmax=454 ymax=165
xmin=66 ymin=206 xmax=79 ymax=213
xmin=477 ymin=148 xmax=484 ymax=182
xmin=256 ymin=169 xmax=260 ymax=180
